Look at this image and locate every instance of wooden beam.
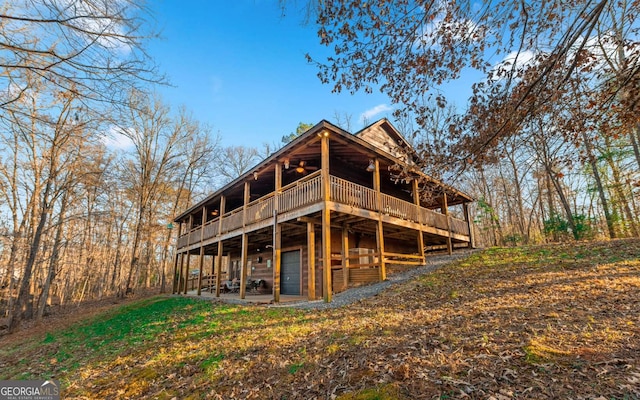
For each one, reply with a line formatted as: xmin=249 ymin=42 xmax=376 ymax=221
xmin=197 ymin=206 xmax=207 ymax=295
xmin=273 ymin=211 xmax=281 ymax=303
xmin=183 ymin=252 xmax=191 ymax=294
xmin=464 ymin=203 xmax=475 ymax=248
xmin=413 ymin=179 xmax=425 ymax=263
xmin=273 ymin=162 xmax=283 ymax=303
xmin=215 ymin=196 xmax=225 ymax=297
xmin=173 ymin=252 xmax=182 ymax=294
xmin=373 ymin=158 xmax=386 ymax=281
xmin=197 ymin=246 xmax=205 ymax=296
xmin=341 ymin=226 xmax=349 ymax=291
xmin=376 ymin=219 xmax=386 ymax=281
xmin=321 ymin=132 xmax=332 ymax=302
xmin=307 ymin=222 xmax=316 ymax=300
xmin=239 ymin=233 xmax=248 ymax=299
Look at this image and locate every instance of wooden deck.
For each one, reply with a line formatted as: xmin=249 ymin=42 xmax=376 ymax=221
xmin=177 ymin=171 xmax=470 ymax=250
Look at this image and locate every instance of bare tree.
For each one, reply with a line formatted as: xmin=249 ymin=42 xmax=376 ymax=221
xmin=0 ymin=0 xmax=161 ymax=111
xmin=218 ymin=146 xmax=260 ymax=183
xmin=116 ymin=91 xmax=192 ymax=296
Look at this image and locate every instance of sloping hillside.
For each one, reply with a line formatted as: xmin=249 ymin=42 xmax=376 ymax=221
xmin=1 ymin=239 xmax=638 ymax=399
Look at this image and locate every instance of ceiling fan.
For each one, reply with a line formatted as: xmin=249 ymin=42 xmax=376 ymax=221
xmin=288 ymin=160 xmax=318 ymax=175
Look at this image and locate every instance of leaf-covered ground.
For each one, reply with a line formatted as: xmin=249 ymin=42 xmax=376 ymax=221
xmin=1 ymin=239 xmax=639 ymax=399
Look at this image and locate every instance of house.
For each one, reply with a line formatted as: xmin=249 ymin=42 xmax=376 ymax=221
xmin=172 ymin=119 xmax=474 ymax=302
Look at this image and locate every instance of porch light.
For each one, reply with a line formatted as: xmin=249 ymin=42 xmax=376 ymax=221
xmin=253 ymin=171 xmax=258 ymax=180
xmin=283 ymin=159 xmax=290 ymax=169
xmin=366 ymin=159 xmax=375 ymax=172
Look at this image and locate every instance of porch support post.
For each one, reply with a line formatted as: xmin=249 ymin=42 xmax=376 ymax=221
xmin=443 ymin=193 xmax=453 ymax=255
xmin=183 ymin=252 xmax=191 ymax=294
xmin=173 ymin=252 xmax=182 ymax=294
xmin=239 ymin=182 xmax=250 ymax=299
xmin=215 ymin=196 xmax=226 ymax=297
xmin=341 ymin=226 xmax=349 ymax=291
xmin=197 ymin=247 xmax=205 ymax=296
xmin=273 ymin=161 xmax=282 ymax=303
xmin=273 ymin=211 xmax=281 ymax=303
xmin=464 ymin=203 xmax=475 ymax=249
xmin=215 ymin=241 xmax=223 ymax=297
xmin=413 ymin=179 xmax=426 ymax=263
xmin=239 ymin=233 xmax=248 ymax=299
xmin=373 ymin=158 xmax=386 ymax=281
xmin=197 ymin=206 xmax=207 ymax=296
xmin=307 ymin=222 xmax=316 ymax=300
xmin=320 ymin=131 xmax=332 ymax=302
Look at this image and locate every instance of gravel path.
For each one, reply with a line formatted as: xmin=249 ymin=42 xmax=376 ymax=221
xmin=274 ymin=249 xmax=478 ymax=309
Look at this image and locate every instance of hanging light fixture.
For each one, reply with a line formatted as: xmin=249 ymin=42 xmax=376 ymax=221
xmin=283 ymin=159 xmax=290 ymax=169
xmin=253 ymin=171 xmax=258 ymax=180
xmin=366 ymin=159 xmax=375 ymax=172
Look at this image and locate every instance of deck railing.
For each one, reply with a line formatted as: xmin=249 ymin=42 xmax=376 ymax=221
xmin=421 ymin=208 xmax=449 ymax=230
xmin=449 ymin=216 xmax=470 ymax=236
xmin=280 ymin=173 xmax=322 ymax=213
xmin=245 ymin=193 xmax=275 ymax=225
xmin=221 ymin=208 xmax=244 ymax=234
xmin=380 ymin=192 xmax=419 ymax=222
xmin=330 ymin=176 xmax=377 ymax=210
xmin=177 ymin=174 xmax=470 ymax=248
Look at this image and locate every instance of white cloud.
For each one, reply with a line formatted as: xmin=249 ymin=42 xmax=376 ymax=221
xmin=489 ymin=50 xmax=537 ymax=81
xmin=360 ymin=104 xmax=393 ymax=123
xmin=101 ymin=125 xmax=134 ymax=149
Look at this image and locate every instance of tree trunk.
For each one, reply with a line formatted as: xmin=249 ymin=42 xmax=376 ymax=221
xmin=36 ymin=189 xmax=69 ymax=322
xmin=9 ymin=179 xmax=53 ymax=332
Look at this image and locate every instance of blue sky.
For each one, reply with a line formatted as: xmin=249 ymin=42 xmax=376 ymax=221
xmin=146 ymin=1 xmax=394 ymax=147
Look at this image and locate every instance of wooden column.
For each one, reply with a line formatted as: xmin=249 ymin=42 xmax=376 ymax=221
xmin=183 ymin=252 xmax=191 ymax=294
xmin=215 ymin=196 xmax=226 ymax=297
xmin=464 ymin=203 xmax=475 ymax=249
xmin=239 ymin=182 xmax=250 ymax=299
xmin=443 ymin=193 xmax=453 ymax=255
xmin=173 ymin=252 xmax=182 ymax=294
xmin=320 ymin=131 xmax=332 ymax=302
xmin=239 ymin=233 xmax=248 ymax=299
xmin=307 ymin=222 xmax=316 ymax=300
xmin=373 ymin=158 xmax=386 ymax=281
xmin=413 ymin=179 xmax=425 ymax=263
xmin=197 ymin=207 xmax=207 ymax=296
xmin=273 ymin=162 xmax=282 ymax=303
xmin=273 ymin=211 xmax=281 ymax=303
xmin=341 ymin=226 xmax=349 ymax=291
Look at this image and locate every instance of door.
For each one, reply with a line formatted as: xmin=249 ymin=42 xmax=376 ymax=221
xmin=281 ymin=250 xmax=301 ymax=295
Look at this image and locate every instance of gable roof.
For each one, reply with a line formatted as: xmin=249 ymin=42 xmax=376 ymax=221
xmin=354 ymin=118 xmax=416 ymax=164
xmin=174 ymin=119 xmax=472 ymax=222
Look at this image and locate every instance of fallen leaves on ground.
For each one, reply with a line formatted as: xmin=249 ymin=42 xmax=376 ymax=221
xmin=1 ymin=239 xmax=638 ymax=399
